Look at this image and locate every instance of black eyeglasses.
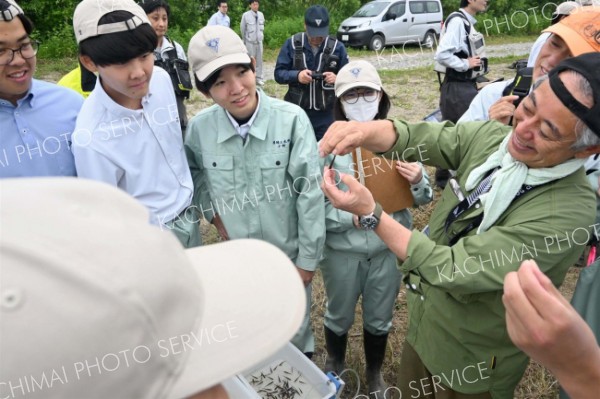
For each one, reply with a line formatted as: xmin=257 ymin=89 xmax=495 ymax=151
xmin=341 ymin=88 xmax=379 ymax=104
xmin=0 ymin=41 xmax=39 ymax=66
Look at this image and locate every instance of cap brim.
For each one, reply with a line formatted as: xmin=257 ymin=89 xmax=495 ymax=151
xmin=306 ymin=25 xmax=329 ymax=38
xmin=167 ymin=239 xmax=306 ymax=398
xmin=336 ymin=81 xmax=381 ymax=97
xmin=543 ymin=24 xmax=596 ymax=56
xmin=194 ymin=53 xmax=252 ymax=82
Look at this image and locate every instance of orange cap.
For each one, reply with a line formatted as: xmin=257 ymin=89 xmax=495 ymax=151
xmin=543 ymin=7 xmax=600 ymax=56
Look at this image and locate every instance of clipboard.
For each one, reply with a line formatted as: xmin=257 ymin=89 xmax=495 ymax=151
xmin=352 ymin=147 xmax=414 ymax=213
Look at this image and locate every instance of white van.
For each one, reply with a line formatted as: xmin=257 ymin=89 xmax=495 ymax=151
xmin=337 ymin=0 xmax=443 ymax=51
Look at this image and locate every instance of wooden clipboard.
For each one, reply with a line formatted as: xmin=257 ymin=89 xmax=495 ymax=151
xmin=352 ymin=148 xmax=414 ymax=213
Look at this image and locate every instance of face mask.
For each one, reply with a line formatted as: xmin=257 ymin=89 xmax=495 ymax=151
xmin=342 ymin=98 xmax=380 ymax=122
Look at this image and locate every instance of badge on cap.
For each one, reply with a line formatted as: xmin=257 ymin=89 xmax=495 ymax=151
xmin=350 ymin=68 xmax=361 ymax=78
xmin=315 ymin=19 xmax=322 ymax=26
xmin=207 ymin=38 xmax=220 ymax=53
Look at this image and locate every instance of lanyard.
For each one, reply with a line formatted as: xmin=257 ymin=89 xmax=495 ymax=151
xmin=444 ymin=169 xmax=538 ymax=245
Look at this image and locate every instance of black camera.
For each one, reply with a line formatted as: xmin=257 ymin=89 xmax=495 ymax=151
xmin=155 ymin=58 xmax=192 ymax=98
xmin=311 ymin=71 xmax=324 ymax=80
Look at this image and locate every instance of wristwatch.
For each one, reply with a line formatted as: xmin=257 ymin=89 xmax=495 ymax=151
xmin=358 ymin=202 xmax=383 ymax=231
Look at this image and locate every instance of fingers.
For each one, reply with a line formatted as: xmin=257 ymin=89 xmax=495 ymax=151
xmin=318 ymin=121 xmax=362 ymax=157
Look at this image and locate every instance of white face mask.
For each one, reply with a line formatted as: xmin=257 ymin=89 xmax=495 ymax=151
xmin=342 ymin=97 xmax=380 ymax=122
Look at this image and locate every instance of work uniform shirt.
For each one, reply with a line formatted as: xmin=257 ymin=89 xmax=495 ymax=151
xmin=240 ymin=10 xmax=265 ymax=43
xmin=434 ymin=9 xmax=476 ymax=72
xmin=71 ymin=67 xmax=193 ymax=226
xmin=207 ymin=11 xmax=230 ymax=27
xmin=380 ymin=120 xmax=595 ymax=397
xmin=0 ymin=79 xmax=82 ymax=177
xmin=185 ymin=90 xmax=325 ymax=271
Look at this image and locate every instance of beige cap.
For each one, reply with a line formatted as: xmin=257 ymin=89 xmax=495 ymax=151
xmin=0 ymin=178 xmax=306 ymax=399
xmin=544 ymin=6 xmax=600 ymax=56
xmin=188 ymin=25 xmax=250 ymax=82
xmin=334 ymin=60 xmax=382 ymax=97
xmin=0 ymin=0 xmax=23 ymax=21
xmin=73 ymin=0 xmax=150 ymax=44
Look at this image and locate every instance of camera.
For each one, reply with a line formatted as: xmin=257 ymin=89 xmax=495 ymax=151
xmin=311 ymin=71 xmax=324 ymax=80
xmin=155 ymin=58 xmax=192 ymax=98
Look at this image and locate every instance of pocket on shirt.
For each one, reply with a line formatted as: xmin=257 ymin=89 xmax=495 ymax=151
xmin=202 ymin=153 xmax=235 ymax=203
xmin=260 ymin=152 xmax=290 ymax=202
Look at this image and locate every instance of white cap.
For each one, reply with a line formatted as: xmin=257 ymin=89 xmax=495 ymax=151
xmin=553 ymin=1 xmax=581 ymax=17
xmin=334 ymin=60 xmax=382 ymax=97
xmin=73 ymin=0 xmax=150 ymax=44
xmin=0 ymin=0 xmax=23 ymax=21
xmin=0 ymin=178 xmax=306 ymax=399
xmin=188 ymin=25 xmax=251 ymax=82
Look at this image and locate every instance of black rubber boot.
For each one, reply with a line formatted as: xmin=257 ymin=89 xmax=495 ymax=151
xmin=323 ymin=325 xmax=347 ymax=375
xmin=364 ymin=329 xmax=389 ymax=398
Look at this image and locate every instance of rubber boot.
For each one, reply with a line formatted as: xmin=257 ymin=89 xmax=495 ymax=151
xmin=323 ymin=325 xmax=347 ymax=375
xmin=364 ymin=329 xmax=388 ymax=398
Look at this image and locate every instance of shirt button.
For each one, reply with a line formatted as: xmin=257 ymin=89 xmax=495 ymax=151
xmin=475 ymin=203 xmax=481 ymax=209
xmin=420 ymin=295 xmax=425 ymax=301
xmin=276 ymin=160 xmax=281 ymax=166
xmin=411 ymin=284 xmax=417 ymax=290
xmin=212 ymin=162 xmax=217 ymax=167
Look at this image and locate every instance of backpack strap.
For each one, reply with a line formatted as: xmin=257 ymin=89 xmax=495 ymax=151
xmin=291 ymin=32 xmax=306 ymax=71
xmin=163 ymin=36 xmax=178 ymax=61
xmin=502 ymin=67 xmax=534 ymax=109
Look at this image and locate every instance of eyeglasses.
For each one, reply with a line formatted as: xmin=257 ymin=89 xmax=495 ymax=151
xmin=0 ymin=41 xmax=39 ymax=66
xmin=341 ymin=88 xmax=379 ymax=104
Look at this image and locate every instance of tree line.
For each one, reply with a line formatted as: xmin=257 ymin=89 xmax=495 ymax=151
xmin=25 ymin=0 xmax=550 ymax=58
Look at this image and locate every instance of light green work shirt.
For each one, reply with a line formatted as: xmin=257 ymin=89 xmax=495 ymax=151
xmin=185 ymin=90 xmax=325 ymax=271
xmin=381 ymin=120 xmax=596 ymax=398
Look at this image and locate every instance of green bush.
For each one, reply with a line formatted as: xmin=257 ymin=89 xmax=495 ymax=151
xmin=21 ymin=0 xmax=554 ymax=60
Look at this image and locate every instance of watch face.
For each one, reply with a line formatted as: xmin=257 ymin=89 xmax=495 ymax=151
xmin=359 ymin=215 xmax=378 ymax=231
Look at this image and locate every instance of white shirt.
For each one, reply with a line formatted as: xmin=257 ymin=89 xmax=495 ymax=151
xmin=71 ymin=67 xmax=193 ymax=225
xmin=458 ymin=80 xmax=512 ymax=122
xmin=156 ymin=37 xmax=187 ymax=62
xmin=434 ymin=9 xmax=477 ymax=73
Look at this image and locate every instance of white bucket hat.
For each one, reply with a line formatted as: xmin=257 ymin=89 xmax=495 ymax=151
xmin=0 ymin=178 xmax=305 ymax=399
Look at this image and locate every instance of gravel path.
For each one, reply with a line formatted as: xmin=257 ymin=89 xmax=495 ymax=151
xmin=261 ymin=41 xmax=534 ymax=81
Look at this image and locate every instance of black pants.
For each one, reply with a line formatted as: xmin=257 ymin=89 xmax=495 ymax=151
xmin=439 ymin=78 xmax=478 ymax=123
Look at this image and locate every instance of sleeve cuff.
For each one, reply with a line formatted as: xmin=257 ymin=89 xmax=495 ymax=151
xmin=294 ymin=256 xmax=319 ymax=271
xmin=399 ymin=230 xmax=436 ymax=273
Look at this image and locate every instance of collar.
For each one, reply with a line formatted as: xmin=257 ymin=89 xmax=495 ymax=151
xmin=0 ymin=78 xmax=38 ymax=108
xmin=459 ymin=8 xmax=478 ymax=24
xmin=95 ymin=76 xmax=151 ymax=117
xmin=218 ymin=90 xmax=267 ymax=143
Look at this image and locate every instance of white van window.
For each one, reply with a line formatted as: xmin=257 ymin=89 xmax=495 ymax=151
xmin=388 ymin=2 xmax=406 ymax=17
xmin=353 ymin=2 xmax=390 ymax=17
xmin=426 ymin=1 xmax=440 ymax=13
xmin=409 ymin=1 xmax=425 ymax=14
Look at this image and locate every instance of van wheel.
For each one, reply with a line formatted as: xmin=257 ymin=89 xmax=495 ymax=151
xmin=422 ymin=31 xmax=436 ymax=49
xmin=369 ymin=35 xmax=385 ymax=51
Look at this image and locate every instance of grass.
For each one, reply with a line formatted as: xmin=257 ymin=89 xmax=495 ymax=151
xmin=38 ymin=50 xmax=571 ymax=398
